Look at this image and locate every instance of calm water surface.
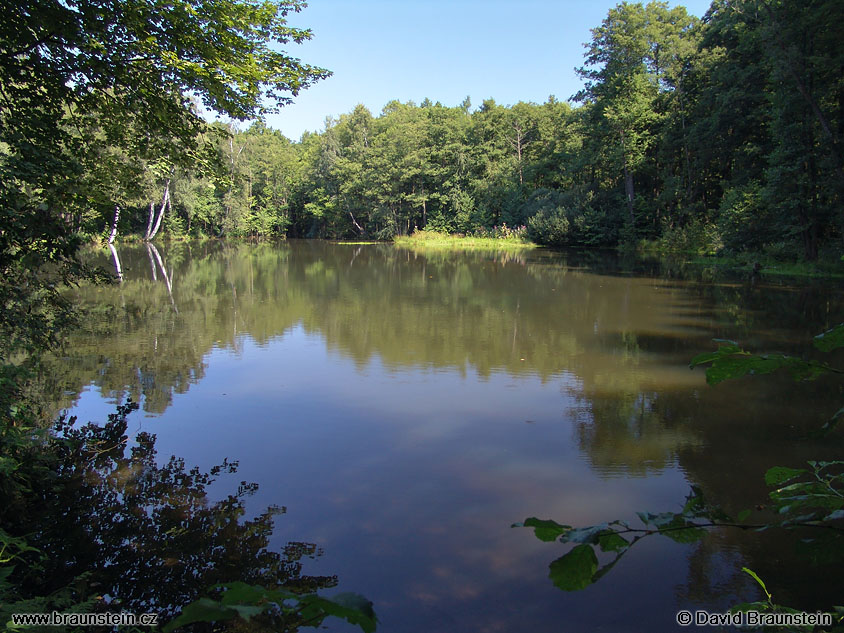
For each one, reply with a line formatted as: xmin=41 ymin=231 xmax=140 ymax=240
xmin=56 ymin=241 xmax=843 ymax=632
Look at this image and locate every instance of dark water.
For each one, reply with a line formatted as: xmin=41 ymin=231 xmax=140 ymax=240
xmin=52 ymin=241 xmax=843 ymax=632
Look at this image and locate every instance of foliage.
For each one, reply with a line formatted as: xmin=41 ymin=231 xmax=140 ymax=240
xmin=515 ymin=469 xmax=844 ymax=614
xmin=690 ymin=323 xmax=844 ymax=432
xmin=469 ymin=223 xmax=529 ymax=242
xmin=515 ymin=324 xmax=844 ymax=623
xmin=7 ymin=0 xmax=843 ymax=259
xmin=0 ymin=401 xmax=376 ymax=631
xmin=164 ymin=583 xmax=377 ymax=633
xmin=654 ymin=218 xmax=722 ymax=255
xmin=0 ymin=0 xmax=330 ymax=365
xmin=524 ymin=188 xmax=615 ymax=247
xmin=0 ymin=2 xmax=343 ymax=628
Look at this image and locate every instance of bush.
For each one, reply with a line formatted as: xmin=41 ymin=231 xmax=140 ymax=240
xmin=657 ymin=218 xmax=722 ymax=254
xmin=524 ymin=189 xmax=616 ymax=247
xmin=469 ymin=223 xmax=528 ymax=241
xmin=717 ymin=182 xmax=772 ymax=252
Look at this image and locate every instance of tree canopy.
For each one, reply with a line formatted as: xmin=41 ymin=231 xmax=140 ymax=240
xmin=0 ymin=0 xmax=329 ymax=360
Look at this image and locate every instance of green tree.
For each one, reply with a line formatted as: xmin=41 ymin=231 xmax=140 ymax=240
xmin=1 ymin=0 xmax=330 ymax=360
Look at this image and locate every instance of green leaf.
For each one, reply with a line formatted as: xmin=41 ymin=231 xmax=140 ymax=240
xmin=0 ymin=565 xmax=14 ymax=584
xmin=597 ymin=531 xmax=628 ymax=553
xmin=702 ymin=354 xmax=782 ymax=385
xmin=636 ymin=511 xmax=653 ymax=525
xmin=560 ymin=523 xmax=609 ymax=545
xmin=548 ymin=544 xmax=598 ymax=591
xmin=163 ymin=598 xmax=238 ymax=632
xmin=682 ymin=487 xmax=706 ymax=514
xmin=813 ymin=408 xmax=844 ymax=436
xmin=218 ymin=581 xmax=272 ymax=605
xmin=764 ymin=466 xmax=808 ymax=487
xmin=689 ymin=350 xmax=727 ymax=367
xmin=228 ymin=604 xmax=265 ymax=620
xmin=741 ymin=567 xmax=771 ymax=601
xmin=0 ymin=457 xmax=19 ymax=476
xmin=736 ymin=509 xmax=751 ymax=523
xmin=298 ymin=593 xmax=377 ymax=633
xmin=650 ymin=512 xmax=678 ymax=528
xmin=689 ymin=342 xmax=740 ymax=369
xmin=814 ymin=324 xmax=844 ymax=352
xmin=662 ymin=525 xmax=708 ymax=544
xmin=521 ymin=517 xmax=570 ymax=542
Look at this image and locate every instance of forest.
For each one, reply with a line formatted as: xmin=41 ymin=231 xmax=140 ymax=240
xmin=29 ymin=0 xmax=844 ymax=264
xmin=1 ymin=0 xmax=843 ymax=629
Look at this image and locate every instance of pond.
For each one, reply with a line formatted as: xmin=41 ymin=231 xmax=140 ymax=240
xmin=50 ymin=240 xmax=843 ymax=632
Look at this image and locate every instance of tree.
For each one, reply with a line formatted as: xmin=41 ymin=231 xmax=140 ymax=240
xmin=575 ymin=1 xmax=698 ymax=233
xmin=0 ymin=0 xmax=329 ymax=361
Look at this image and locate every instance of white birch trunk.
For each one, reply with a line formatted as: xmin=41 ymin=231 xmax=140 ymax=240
xmin=144 ymin=202 xmax=155 ymax=240
xmin=148 ymin=179 xmax=171 ymax=241
xmin=107 ymin=205 xmax=120 ymax=245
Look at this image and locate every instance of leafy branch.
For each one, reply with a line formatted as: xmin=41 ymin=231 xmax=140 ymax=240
xmin=515 ymin=323 xmax=844 ymax=621
xmin=515 ymin=462 xmax=844 ymax=599
xmin=689 ymin=323 xmax=844 ymax=434
xmin=162 ymin=582 xmax=377 ymax=633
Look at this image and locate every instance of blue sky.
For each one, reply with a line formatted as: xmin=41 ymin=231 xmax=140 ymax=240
xmin=264 ymin=0 xmax=714 ymax=140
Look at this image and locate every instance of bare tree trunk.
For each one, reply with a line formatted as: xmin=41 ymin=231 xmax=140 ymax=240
xmin=508 ymin=122 xmax=528 ymax=186
xmin=107 ymin=205 xmax=120 ymax=245
xmin=148 ymin=179 xmax=171 ymax=241
xmin=348 ymin=210 xmax=365 ymax=235
xmin=144 ymin=202 xmax=155 ymax=240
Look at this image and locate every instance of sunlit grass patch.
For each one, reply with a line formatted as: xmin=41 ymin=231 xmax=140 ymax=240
xmin=394 ymin=229 xmax=537 ymax=251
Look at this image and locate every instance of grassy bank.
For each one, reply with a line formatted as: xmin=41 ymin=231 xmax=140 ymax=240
xmin=393 ymin=229 xmax=537 ymax=251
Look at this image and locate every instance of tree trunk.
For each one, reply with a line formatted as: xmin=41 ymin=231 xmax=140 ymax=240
xmin=348 ymin=210 xmax=365 ymax=235
xmin=144 ymin=202 xmax=155 ymax=240
xmin=148 ymin=179 xmax=171 ymax=241
xmin=107 ymin=205 xmax=120 ymax=245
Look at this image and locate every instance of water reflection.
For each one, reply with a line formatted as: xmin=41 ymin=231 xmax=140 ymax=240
xmin=50 ymin=241 xmax=843 ymax=631
xmin=2 ymin=402 xmax=337 ymax=627
xmin=61 ymin=242 xmax=736 ymax=413
xmin=573 ymin=390 xmax=701 ymax=477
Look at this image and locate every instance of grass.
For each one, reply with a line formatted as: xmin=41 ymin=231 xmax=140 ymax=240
xmin=393 ymin=230 xmax=537 ymax=251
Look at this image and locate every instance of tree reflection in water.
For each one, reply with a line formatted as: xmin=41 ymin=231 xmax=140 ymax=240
xmin=2 ymin=401 xmax=338 ymax=629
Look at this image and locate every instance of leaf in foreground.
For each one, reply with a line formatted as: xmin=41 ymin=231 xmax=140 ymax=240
xmin=548 ymin=544 xmax=598 ymax=591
